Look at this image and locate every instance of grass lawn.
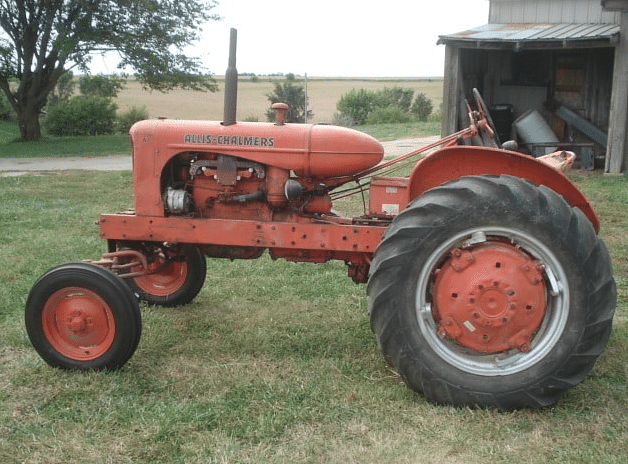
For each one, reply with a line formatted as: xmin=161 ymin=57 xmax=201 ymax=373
xmin=0 ymin=120 xmax=131 ymax=158
xmin=0 ymin=165 xmax=626 ymax=462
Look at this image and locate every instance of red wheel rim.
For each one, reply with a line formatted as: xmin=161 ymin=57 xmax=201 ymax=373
xmin=133 ymin=256 xmax=188 ymax=297
xmin=432 ymin=241 xmax=547 ymax=353
xmin=42 ymin=287 xmax=116 ymax=361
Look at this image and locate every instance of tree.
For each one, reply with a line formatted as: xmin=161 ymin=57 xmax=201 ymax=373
xmin=336 ymin=88 xmax=375 ymax=125
xmin=0 ymin=87 xmax=10 ymax=119
xmin=265 ymin=73 xmax=312 ymax=123
xmin=45 ymin=96 xmax=118 ymax=136
xmin=374 ymin=86 xmax=414 ymax=113
xmin=78 ymin=74 xmax=125 ymax=99
xmin=336 ymin=87 xmax=434 ymax=125
xmin=44 ymin=74 xmax=126 ymax=136
xmin=0 ymin=0 xmax=219 ymax=141
xmin=47 ymin=70 xmax=75 ymax=107
xmin=336 ymin=89 xmax=376 ymax=125
xmin=410 ymin=92 xmax=433 ymax=121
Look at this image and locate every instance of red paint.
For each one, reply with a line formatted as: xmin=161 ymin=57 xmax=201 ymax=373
xmin=42 ymin=287 xmax=115 ymax=361
xmin=408 ymin=146 xmax=599 ymax=231
xmin=131 ymin=253 xmax=189 ymax=297
xmin=433 ymin=241 xmax=546 ymax=353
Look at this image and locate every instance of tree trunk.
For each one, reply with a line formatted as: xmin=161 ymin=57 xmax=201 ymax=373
xmin=18 ymin=105 xmax=43 ymax=141
xmin=14 ymin=71 xmax=60 ymax=142
xmin=9 ymin=63 xmax=65 ymax=142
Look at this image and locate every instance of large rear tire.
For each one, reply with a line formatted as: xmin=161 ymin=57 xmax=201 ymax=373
xmin=25 ymin=262 xmax=142 ymax=370
xmin=367 ymin=175 xmax=616 ymax=409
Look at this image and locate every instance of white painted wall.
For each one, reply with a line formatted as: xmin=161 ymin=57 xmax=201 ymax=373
xmin=489 ymin=0 xmax=619 ymax=23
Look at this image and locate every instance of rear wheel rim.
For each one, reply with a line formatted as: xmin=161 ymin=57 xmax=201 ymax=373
xmin=42 ymin=287 xmax=116 ymax=361
xmin=133 ymin=256 xmax=188 ymax=297
xmin=415 ymin=227 xmax=569 ymax=376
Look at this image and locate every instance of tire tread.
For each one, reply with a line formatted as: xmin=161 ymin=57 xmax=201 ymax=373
xmin=368 ymin=175 xmax=616 ymax=409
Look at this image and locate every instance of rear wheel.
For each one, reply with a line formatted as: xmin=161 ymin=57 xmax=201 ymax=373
xmin=367 ymin=175 xmax=616 ymax=409
xmin=126 ymin=244 xmax=207 ymax=307
xmin=25 ymin=262 xmax=141 ymax=370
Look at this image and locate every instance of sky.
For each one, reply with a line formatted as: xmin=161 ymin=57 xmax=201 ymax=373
xmin=92 ymin=0 xmax=490 ymax=78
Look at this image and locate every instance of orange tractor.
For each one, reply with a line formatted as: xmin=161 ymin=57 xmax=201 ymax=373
xmin=26 ymin=30 xmax=616 ymax=409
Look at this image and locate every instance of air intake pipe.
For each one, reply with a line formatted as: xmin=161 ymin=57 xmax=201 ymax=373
xmin=222 ymin=28 xmax=238 ymax=126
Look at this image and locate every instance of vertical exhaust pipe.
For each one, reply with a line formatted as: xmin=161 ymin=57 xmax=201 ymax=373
xmin=222 ymin=28 xmax=238 ymax=126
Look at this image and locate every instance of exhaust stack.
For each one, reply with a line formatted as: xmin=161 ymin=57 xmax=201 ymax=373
xmin=222 ymin=28 xmax=238 ymax=126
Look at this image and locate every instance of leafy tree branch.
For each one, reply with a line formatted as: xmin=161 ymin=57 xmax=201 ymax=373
xmin=0 ymin=0 xmax=220 ymax=141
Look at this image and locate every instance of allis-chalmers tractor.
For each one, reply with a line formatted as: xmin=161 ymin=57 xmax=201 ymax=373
xmin=26 ymin=30 xmax=616 ymax=410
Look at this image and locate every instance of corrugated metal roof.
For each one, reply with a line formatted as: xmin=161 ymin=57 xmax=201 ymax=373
xmin=438 ymin=23 xmax=620 ymax=46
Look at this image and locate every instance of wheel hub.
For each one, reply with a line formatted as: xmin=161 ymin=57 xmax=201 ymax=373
xmin=42 ymin=287 xmax=116 ymax=360
xmin=67 ymin=312 xmax=93 ymax=333
xmin=432 ymin=242 xmax=546 ymax=353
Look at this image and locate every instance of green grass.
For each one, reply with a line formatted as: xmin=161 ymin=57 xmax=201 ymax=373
xmin=0 ymin=119 xmax=19 ymax=143
xmin=0 ymin=120 xmax=131 ymax=158
xmin=0 ymin=167 xmax=627 ymax=463
xmin=358 ymin=120 xmax=442 ymax=141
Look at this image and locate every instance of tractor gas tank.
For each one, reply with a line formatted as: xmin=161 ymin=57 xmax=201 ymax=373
xmin=130 ymin=119 xmax=384 ymax=178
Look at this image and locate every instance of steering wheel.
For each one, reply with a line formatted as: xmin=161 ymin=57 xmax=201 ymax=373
xmin=472 ymin=88 xmax=501 ymax=148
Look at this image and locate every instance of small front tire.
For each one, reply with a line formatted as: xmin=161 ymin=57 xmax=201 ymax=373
xmin=25 ymin=262 xmax=142 ymax=370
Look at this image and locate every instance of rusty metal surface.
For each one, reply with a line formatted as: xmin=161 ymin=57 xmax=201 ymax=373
xmin=438 ymin=22 xmax=620 ymax=46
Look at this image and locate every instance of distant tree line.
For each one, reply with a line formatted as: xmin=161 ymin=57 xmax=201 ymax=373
xmin=334 ymin=87 xmax=433 ymax=125
xmin=263 ymin=76 xmax=436 ymax=127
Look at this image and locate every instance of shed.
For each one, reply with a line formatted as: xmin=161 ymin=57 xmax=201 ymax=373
xmin=438 ymin=0 xmax=628 ymax=173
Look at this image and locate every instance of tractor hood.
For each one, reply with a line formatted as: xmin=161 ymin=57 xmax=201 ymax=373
xmin=130 ymin=119 xmax=384 ymax=178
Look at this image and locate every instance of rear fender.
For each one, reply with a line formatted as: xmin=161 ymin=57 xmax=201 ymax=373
xmin=408 ymin=146 xmax=599 ymax=232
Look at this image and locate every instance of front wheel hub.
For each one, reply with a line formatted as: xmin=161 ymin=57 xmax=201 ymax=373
xmin=42 ymin=287 xmax=116 ymax=360
xmin=432 ymin=242 xmax=546 ymax=353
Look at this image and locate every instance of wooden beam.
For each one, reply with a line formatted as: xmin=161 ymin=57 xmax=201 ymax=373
xmin=441 ymin=45 xmax=461 ymax=136
xmin=605 ymin=10 xmax=628 ymax=174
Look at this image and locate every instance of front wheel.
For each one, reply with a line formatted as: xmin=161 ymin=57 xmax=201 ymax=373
xmin=25 ymin=262 xmax=142 ymax=370
xmin=367 ymin=175 xmax=616 ymax=409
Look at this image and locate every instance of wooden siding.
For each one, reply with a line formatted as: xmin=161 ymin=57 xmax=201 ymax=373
xmin=489 ymin=0 xmax=620 ymax=24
